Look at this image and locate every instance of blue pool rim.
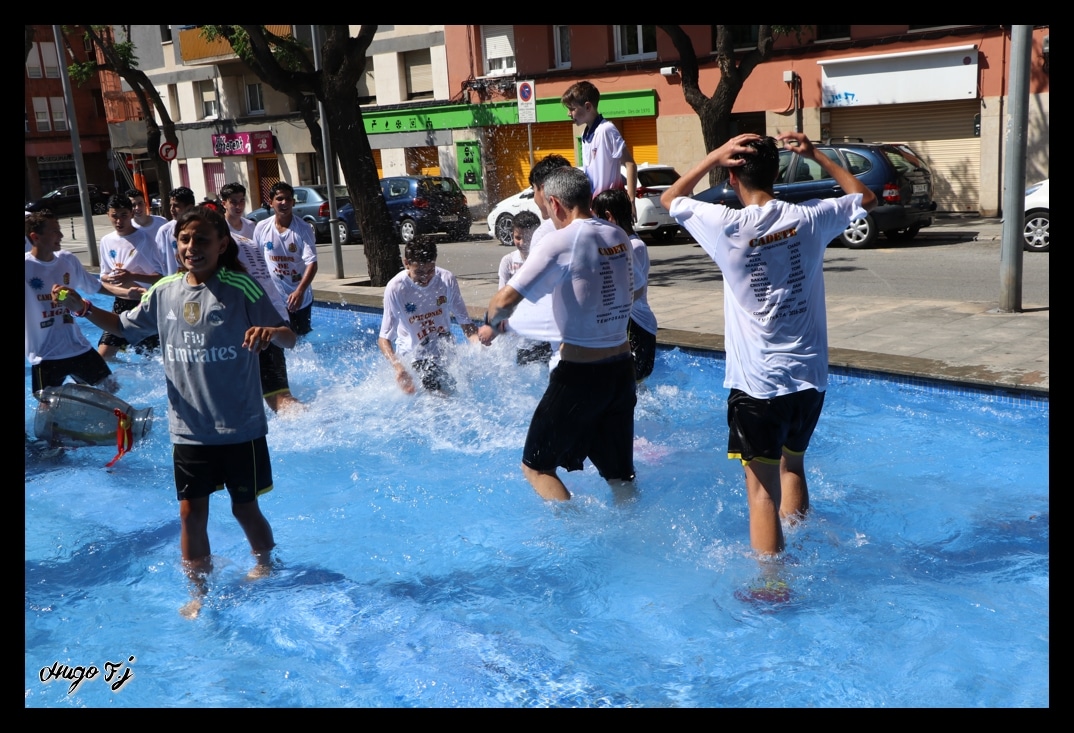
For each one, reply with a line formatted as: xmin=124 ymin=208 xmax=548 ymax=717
xmin=313 ymin=300 xmax=1049 ymax=410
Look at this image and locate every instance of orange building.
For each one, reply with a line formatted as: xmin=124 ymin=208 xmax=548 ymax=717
xmin=445 ymin=25 xmax=1049 ymax=216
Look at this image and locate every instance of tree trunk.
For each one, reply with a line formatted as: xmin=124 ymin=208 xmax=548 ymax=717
xmin=324 ymin=83 xmax=401 ymax=284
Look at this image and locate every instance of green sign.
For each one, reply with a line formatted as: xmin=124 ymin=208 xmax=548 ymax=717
xmin=362 ymin=89 xmax=656 ymax=135
xmin=456 ymin=140 xmax=482 ymax=190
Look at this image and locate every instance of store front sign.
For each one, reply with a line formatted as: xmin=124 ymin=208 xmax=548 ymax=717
xmin=211 ymin=131 xmax=274 ymax=156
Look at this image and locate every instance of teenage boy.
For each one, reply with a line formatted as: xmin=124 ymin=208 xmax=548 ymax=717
xmin=97 ymin=194 xmax=162 ymax=359
xmin=378 ymin=241 xmax=478 ymax=395
xmin=561 ymin=81 xmax=637 ymax=216
xmin=255 ymin=182 xmax=318 ymax=336
xmin=660 ymin=132 xmax=877 ymax=556
xmin=128 ymin=188 xmax=167 ymax=243
xmin=25 ymin=210 xmax=114 ymax=394
xmin=154 ymin=187 xmax=197 ymax=276
xmin=220 ymin=182 xmax=256 ymax=239
xmin=480 ymin=167 xmax=636 ymax=502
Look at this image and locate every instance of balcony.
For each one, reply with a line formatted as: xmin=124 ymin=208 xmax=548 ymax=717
xmin=178 ymin=25 xmax=294 ymax=64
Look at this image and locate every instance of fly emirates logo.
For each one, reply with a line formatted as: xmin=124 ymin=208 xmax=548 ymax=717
xmin=165 ymin=328 xmax=238 ymax=363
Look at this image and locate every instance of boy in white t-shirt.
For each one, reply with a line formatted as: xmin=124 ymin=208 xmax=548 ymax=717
xmin=561 ymin=81 xmax=637 ymax=217
xmin=378 ymin=241 xmax=479 ymax=395
xmin=661 ymin=132 xmax=877 ymax=556
xmin=25 ymin=210 xmax=114 ymax=395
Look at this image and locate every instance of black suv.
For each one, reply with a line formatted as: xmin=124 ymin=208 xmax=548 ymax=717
xmin=693 ymin=141 xmax=936 ymax=248
xmin=26 ymin=184 xmax=111 ymax=216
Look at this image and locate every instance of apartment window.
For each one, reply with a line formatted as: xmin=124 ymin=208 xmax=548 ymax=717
xmin=160 ymin=25 xmax=173 ymax=43
xmin=199 ymin=79 xmax=218 ymax=119
xmin=553 ymin=25 xmax=571 ymax=68
xmin=816 ymin=25 xmax=851 ymax=41
xmin=41 ymin=42 xmax=60 ymax=78
xmin=167 ymin=84 xmax=180 ymax=121
xmin=33 ymin=97 xmax=50 ymax=132
xmin=50 ymin=97 xmax=67 ymax=131
xmin=404 ymin=49 xmax=433 ymax=100
xmin=615 ymin=25 xmax=657 ymax=61
xmin=483 ymin=25 xmax=516 ymax=76
xmin=246 ymin=82 xmax=265 ymax=115
xmin=25 ymin=108 xmax=30 ymax=133
xmin=26 ymin=43 xmax=43 ymax=78
xmin=721 ymin=25 xmax=760 ymax=49
xmin=356 ymin=58 xmax=376 ymax=104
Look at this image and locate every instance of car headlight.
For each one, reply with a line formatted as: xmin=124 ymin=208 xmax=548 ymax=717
xmin=1025 ymin=183 xmax=1043 ymax=197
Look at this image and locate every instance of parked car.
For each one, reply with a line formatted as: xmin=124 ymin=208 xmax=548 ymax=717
xmin=26 ymin=184 xmax=111 ymax=216
xmin=486 ymin=163 xmax=683 ymax=246
xmin=335 ymin=202 xmax=364 ymax=244
xmin=632 ymin=163 xmax=681 ymax=243
xmin=379 ymin=175 xmax=472 ymax=243
xmin=245 ymin=184 xmax=351 ymax=242
xmin=693 ymin=141 xmax=937 ymax=248
xmin=1022 ymin=179 xmax=1049 ymax=252
xmin=486 ymin=186 xmax=542 ymax=246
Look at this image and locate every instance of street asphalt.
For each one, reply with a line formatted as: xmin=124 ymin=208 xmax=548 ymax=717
xmin=55 ymin=212 xmax=1048 ymax=394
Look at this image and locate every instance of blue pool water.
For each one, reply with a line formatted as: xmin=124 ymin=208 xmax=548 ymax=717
xmin=25 ymin=300 xmax=1049 ymax=707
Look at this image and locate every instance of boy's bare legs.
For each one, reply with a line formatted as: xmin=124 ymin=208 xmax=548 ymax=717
xmin=232 ymin=498 xmax=275 ymax=577
xmin=743 ymin=460 xmax=785 ymax=555
xmin=179 ymin=497 xmax=212 ymax=618
xmin=521 ymin=463 xmax=571 ymax=501
xmin=779 ymin=451 xmax=809 ymax=524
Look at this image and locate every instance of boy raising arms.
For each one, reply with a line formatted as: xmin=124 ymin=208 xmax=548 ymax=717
xmin=561 ymin=81 xmax=638 ymax=217
xmin=25 ymin=210 xmax=114 ymax=394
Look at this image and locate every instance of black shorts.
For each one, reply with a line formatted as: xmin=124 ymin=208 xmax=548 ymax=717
xmin=522 ymin=354 xmax=636 ymax=481
xmin=99 ymin=297 xmax=160 ymax=352
xmin=289 ymin=302 xmax=312 ymax=336
xmin=173 ymin=436 xmax=274 ymax=504
xmin=628 ymin=318 xmax=657 ymax=382
xmin=31 ymin=348 xmax=113 ymax=395
xmin=726 ymin=388 xmax=825 ymax=465
xmin=516 ymin=340 xmax=553 ymax=366
xmin=411 ymin=358 xmax=456 ymax=393
xmin=258 ymin=342 xmax=291 ymax=397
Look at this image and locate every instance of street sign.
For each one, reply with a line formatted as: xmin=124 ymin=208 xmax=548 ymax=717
xmin=517 ymin=80 xmax=536 ymax=124
xmin=159 ymin=141 xmax=177 ymax=161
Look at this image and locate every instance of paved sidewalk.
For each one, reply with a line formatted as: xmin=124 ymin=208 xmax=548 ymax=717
xmin=55 ymin=213 xmax=1048 ymax=394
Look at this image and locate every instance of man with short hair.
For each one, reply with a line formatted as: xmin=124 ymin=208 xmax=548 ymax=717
xmin=255 ymin=182 xmax=318 ymax=335
xmin=128 ymin=188 xmax=167 ymax=242
xmin=481 ymin=166 xmax=637 ymax=502
xmin=153 ymin=187 xmax=197 ymax=276
xmin=661 ymin=132 xmax=878 ymax=556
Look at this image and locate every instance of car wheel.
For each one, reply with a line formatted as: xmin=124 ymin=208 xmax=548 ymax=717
xmin=335 ymin=220 xmax=350 ymax=245
xmin=1022 ymin=211 xmax=1049 ymax=252
xmin=494 ymin=214 xmax=515 ymax=246
xmin=840 ymin=215 xmax=877 ymax=249
xmin=92 ymin=201 xmax=108 ymax=215
xmin=400 ymin=218 xmax=418 ymax=244
xmin=450 ymin=224 xmax=471 ymax=241
xmin=883 ymin=224 xmax=922 ymax=242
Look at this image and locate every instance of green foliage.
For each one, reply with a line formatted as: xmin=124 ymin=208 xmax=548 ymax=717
xmin=67 ymin=60 xmax=96 ymax=85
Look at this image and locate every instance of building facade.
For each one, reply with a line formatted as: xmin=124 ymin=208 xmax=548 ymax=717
xmin=115 ymin=25 xmax=475 ymax=211
xmin=444 ymin=25 xmax=1050 ymax=217
xmin=24 ymin=26 xmax=114 ymax=204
